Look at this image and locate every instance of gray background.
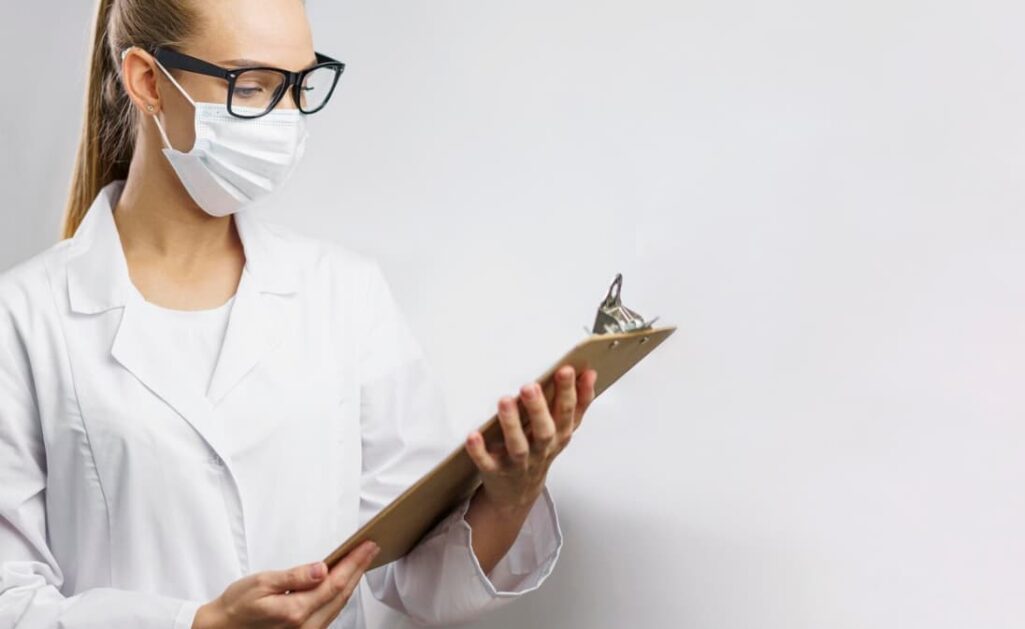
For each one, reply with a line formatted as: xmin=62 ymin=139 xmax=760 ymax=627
xmin=3 ymin=1 xmax=1024 ymax=628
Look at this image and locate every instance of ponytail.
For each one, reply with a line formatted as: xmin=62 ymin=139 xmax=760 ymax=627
xmin=64 ymin=0 xmax=124 ymax=239
xmin=62 ymin=0 xmax=197 ymax=240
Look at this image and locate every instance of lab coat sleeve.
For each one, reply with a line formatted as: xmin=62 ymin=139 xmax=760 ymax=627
xmin=0 ymin=301 xmax=199 ymax=629
xmin=355 ymin=261 xmax=564 ymax=626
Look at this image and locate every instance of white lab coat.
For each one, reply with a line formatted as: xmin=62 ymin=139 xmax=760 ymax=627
xmin=0 ymin=180 xmax=563 ymax=628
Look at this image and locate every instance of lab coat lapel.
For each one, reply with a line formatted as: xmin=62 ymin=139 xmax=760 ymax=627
xmin=206 ymin=205 xmax=298 ymax=406
xmin=66 ymin=180 xmax=300 ymax=459
xmin=205 ymin=268 xmax=287 ymax=406
xmin=66 ymin=182 xmax=225 ymax=457
xmin=109 ymin=287 xmax=228 ymax=452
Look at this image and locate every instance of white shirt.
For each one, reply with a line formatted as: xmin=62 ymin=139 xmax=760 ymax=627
xmin=0 ymin=180 xmax=563 ymax=629
xmin=133 ymin=291 xmax=236 ymax=400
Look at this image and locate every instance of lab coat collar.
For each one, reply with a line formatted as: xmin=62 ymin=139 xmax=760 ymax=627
xmin=67 ymin=179 xmax=299 ymax=315
xmin=64 ymin=178 xmax=297 ymax=431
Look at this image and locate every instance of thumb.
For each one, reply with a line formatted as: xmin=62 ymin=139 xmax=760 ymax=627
xmin=265 ymin=561 xmax=328 ymax=593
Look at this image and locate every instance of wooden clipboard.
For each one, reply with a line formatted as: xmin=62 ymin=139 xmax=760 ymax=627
xmin=323 ymin=324 xmax=676 ymax=571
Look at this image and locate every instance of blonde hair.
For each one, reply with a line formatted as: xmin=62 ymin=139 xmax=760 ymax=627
xmin=62 ymin=0 xmax=197 ymax=239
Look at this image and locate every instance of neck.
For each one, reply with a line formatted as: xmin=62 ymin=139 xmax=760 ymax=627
xmin=114 ymin=123 xmax=240 ymax=266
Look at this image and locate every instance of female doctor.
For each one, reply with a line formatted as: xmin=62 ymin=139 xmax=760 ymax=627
xmin=0 ymin=0 xmax=598 ymax=627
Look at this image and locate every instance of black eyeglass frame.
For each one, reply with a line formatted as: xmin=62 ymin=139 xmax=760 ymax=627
xmin=151 ymin=46 xmax=345 ymax=119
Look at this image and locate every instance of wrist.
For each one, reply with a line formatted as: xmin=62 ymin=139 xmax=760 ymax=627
xmin=192 ymin=600 xmax=226 ymax=629
xmin=474 ymin=484 xmax=541 ymax=520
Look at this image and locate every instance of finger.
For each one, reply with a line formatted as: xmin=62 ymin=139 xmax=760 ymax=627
xmin=574 ymin=368 xmax=598 ymax=430
xmin=286 ymin=542 xmax=378 ymax=614
xmin=301 ymin=568 xmax=363 ymax=629
xmin=465 ymin=430 xmax=501 ymax=474
xmin=497 ymin=395 xmax=530 ymax=468
xmin=551 ymin=366 xmax=577 ymax=443
xmin=520 ymin=381 xmax=555 ymax=455
xmin=302 ymin=543 xmax=379 ymax=627
xmin=260 ymin=560 xmax=330 ymax=595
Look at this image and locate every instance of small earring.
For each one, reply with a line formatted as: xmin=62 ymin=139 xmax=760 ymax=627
xmin=146 ymin=104 xmax=155 ymax=113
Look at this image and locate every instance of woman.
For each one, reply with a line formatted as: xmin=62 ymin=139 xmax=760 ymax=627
xmin=0 ymin=0 xmax=597 ymax=627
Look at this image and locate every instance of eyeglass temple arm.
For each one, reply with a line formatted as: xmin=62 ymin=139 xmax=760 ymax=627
xmin=153 ymin=47 xmax=232 ymax=79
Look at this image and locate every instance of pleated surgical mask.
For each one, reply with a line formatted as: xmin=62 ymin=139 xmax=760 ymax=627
xmin=151 ymin=59 xmax=309 ymax=217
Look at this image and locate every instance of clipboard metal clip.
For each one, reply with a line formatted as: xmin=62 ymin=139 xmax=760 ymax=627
xmin=587 ymin=273 xmax=660 ymax=335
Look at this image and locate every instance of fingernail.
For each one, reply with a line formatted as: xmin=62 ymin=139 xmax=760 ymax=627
xmin=309 ymin=562 xmax=326 ymax=579
xmin=522 ymin=384 xmax=535 ymax=399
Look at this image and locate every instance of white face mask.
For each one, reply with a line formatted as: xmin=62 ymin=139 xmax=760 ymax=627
xmin=152 ymin=60 xmax=309 ymax=217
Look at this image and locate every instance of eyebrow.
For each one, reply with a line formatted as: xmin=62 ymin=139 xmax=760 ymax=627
xmin=218 ymin=57 xmax=320 ymax=70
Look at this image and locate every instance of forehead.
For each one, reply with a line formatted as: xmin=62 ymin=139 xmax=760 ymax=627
xmin=187 ymin=0 xmax=315 ymax=70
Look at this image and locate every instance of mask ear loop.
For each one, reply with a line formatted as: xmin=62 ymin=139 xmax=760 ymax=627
xmin=150 ymin=58 xmax=198 ymax=152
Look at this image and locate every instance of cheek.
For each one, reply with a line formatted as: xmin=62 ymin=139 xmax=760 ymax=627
xmin=157 ymin=84 xmax=198 ymax=152
xmin=181 ymin=74 xmax=232 ymax=108
xmin=160 ymin=106 xmax=197 ymax=153
xmin=157 ymin=76 xmax=228 ymax=151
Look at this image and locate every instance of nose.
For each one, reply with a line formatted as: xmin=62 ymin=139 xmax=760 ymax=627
xmin=274 ymin=85 xmax=301 ymax=111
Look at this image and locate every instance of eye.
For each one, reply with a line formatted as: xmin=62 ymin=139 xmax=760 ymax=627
xmin=234 ymin=84 xmax=266 ymax=99
xmin=231 ymin=69 xmax=285 ymax=103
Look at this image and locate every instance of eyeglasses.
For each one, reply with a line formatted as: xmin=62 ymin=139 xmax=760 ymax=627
xmin=150 ymin=46 xmax=345 ymax=119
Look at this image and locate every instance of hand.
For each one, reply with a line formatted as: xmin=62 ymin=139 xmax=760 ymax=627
xmin=192 ymin=541 xmax=380 ymax=629
xmin=465 ymin=366 xmax=597 ymax=513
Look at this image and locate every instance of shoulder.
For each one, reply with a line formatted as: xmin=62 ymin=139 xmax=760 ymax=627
xmin=255 ymin=218 xmax=411 ymax=363
xmin=255 ymin=216 xmax=390 ymax=298
xmin=0 ymin=239 xmax=72 ymax=320
xmin=0 ymin=241 xmax=71 ymax=373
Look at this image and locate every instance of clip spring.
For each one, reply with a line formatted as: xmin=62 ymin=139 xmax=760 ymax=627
xmin=585 ymin=273 xmax=659 ymax=335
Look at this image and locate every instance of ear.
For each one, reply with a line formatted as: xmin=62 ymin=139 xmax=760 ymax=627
xmin=120 ymin=47 xmax=162 ymax=114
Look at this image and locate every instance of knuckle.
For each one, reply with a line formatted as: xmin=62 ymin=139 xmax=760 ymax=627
xmin=542 ymin=439 xmax=559 ymax=456
xmin=331 ymin=569 xmax=351 ymax=590
xmin=533 ymin=428 xmax=555 ymax=443
xmin=334 ymin=568 xmax=355 ymax=590
xmin=274 ymin=603 xmax=305 ymax=626
xmin=323 ymin=575 xmax=342 ymax=597
xmin=528 ymin=393 xmax=547 ymax=410
xmin=498 ymin=403 xmax=519 ymax=419
xmin=508 ymin=447 xmax=529 ymax=462
xmin=336 ymin=574 xmax=361 ymax=600
xmin=342 ymin=575 xmax=362 ymax=598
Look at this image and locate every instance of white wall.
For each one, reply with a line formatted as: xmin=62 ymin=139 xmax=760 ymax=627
xmin=3 ymin=1 xmax=1024 ymax=627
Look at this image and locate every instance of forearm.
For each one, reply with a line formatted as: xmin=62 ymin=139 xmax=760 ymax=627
xmin=461 ymin=484 xmax=539 ymax=576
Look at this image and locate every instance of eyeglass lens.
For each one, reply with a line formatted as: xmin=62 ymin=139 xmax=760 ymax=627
xmin=299 ymin=67 xmax=339 ymax=112
xmin=229 ymin=66 xmax=338 ymax=116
